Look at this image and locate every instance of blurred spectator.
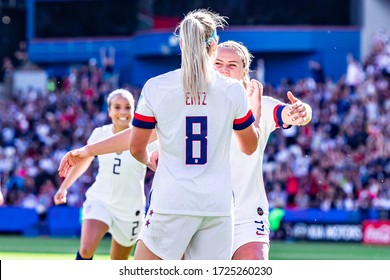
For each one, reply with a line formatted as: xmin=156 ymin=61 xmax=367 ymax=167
xmin=309 ymin=60 xmax=325 ymax=85
xmin=345 ymin=52 xmax=365 ymax=92
xmin=285 ymin=164 xmax=300 ymax=208
xmin=100 ymin=47 xmax=115 ymax=77
xmin=137 ymin=0 xmax=154 ymax=30
xmin=267 ymin=183 xmax=287 ymax=209
xmin=4 ymin=168 xmax=24 ymax=192
xmin=0 ymin=176 xmax=4 ymax=206
xmin=281 ymin=124 xmax=298 ymax=147
xmin=35 ymin=179 xmax=56 ymax=217
xmin=255 ymin=58 xmax=265 ymax=84
xmin=14 ymin=40 xmax=29 ymax=69
xmin=0 ymin=56 xmax=14 ymax=97
xmin=99 ymin=48 xmax=119 ymax=90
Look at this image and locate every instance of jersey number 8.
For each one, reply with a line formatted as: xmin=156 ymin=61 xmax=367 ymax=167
xmin=186 ymin=116 xmax=207 ymax=165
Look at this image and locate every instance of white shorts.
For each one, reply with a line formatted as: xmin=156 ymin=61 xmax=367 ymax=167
xmin=138 ymin=210 xmax=233 ymax=260
xmin=233 ymin=216 xmax=270 ymax=254
xmin=82 ymin=200 xmax=143 ymax=247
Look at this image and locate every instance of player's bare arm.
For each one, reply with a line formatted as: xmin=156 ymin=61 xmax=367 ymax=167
xmin=234 ymin=123 xmax=260 ymax=155
xmin=58 ymin=128 xmax=158 ymax=177
xmin=55 ymin=156 xmax=94 ymax=204
xmin=129 ymin=127 xmax=157 ymax=171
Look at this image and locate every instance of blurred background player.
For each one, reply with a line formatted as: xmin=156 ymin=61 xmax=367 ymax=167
xmin=0 ymin=185 xmax=4 ymax=205
xmin=54 ymin=89 xmax=149 ymax=260
xmin=214 ymin=40 xmax=312 ymax=260
xmin=129 ymin=9 xmax=260 ymax=260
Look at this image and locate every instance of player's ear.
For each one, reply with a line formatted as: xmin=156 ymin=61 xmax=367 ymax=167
xmin=209 ymin=40 xmax=218 ymax=55
xmin=242 ymin=69 xmax=248 ymax=80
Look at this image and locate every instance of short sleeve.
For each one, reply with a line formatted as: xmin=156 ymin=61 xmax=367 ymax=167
xmin=87 ymin=127 xmax=100 ymax=144
xmin=132 ymin=81 xmax=156 ymax=129
xmin=230 ymin=82 xmax=255 ymax=130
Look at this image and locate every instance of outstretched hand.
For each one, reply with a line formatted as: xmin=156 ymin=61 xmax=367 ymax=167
xmin=58 ymin=147 xmax=92 ymax=178
xmin=286 ymin=91 xmax=311 ymax=126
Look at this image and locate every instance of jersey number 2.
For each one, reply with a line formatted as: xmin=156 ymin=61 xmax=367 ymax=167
xmin=113 ymin=158 xmax=121 ymax=174
xmin=186 ymin=116 xmax=207 ymax=165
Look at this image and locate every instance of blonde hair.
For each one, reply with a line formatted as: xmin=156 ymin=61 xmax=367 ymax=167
xmin=175 ymin=9 xmax=227 ymax=99
xmin=107 ymin=88 xmax=135 ymax=112
xmin=218 ymin=40 xmax=253 ymax=87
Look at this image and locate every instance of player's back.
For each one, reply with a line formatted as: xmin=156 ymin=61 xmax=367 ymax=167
xmin=138 ymin=69 xmax=252 ymax=216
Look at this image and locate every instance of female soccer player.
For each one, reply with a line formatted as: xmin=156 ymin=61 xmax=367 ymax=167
xmin=129 ymin=9 xmax=260 ymax=260
xmin=54 ymin=89 xmax=151 ymax=260
xmin=214 ymin=41 xmax=312 ymax=260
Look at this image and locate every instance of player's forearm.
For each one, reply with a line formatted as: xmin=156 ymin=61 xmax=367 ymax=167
xmin=129 ymin=126 xmax=154 ymax=165
xmin=251 ymin=105 xmax=261 ymax=129
xmin=250 ymin=109 xmax=261 ymax=144
xmin=86 ymin=128 xmax=131 ymax=156
xmin=131 ymin=148 xmax=150 ymax=166
xmin=59 ymin=157 xmax=93 ymax=191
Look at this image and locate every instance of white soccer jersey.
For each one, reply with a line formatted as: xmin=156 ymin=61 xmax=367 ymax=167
xmin=230 ymin=96 xmax=288 ymax=224
xmin=133 ymin=69 xmax=254 ymax=216
xmin=85 ymin=124 xmax=148 ymax=220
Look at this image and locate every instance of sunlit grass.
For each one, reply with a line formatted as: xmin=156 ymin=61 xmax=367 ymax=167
xmin=1 ymin=236 xmax=389 ymax=260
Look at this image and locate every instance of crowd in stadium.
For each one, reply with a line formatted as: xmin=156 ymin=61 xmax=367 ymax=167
xmin=0 ymin=29 xmax=389 ymax=221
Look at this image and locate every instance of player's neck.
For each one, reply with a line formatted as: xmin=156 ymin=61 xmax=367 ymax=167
xmin=112 ymin=124 xmax=130 ymax=134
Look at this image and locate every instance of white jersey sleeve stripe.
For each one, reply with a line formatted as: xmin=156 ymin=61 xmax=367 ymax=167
xmin=133 ymin=112 xmax=156 ymax=129
xmin=233 ymin=110 xmax=255 ymax=130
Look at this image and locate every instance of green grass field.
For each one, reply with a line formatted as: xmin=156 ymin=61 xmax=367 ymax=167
xmin=0 ymin=235 xmax=389 ymax=260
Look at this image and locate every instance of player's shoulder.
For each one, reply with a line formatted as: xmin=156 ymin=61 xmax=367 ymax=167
xmin=147 ymin=69 xmax=181 ymax=85
xmin=88 ymin=124 xmax=113 ymax=143
xmin=143 ymin=69 xmax=181 ymax=98
xmin=92 ymin=124 xmax=112 ymax=134
xmin=214 ymin=72 xmax=246 ymax=101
